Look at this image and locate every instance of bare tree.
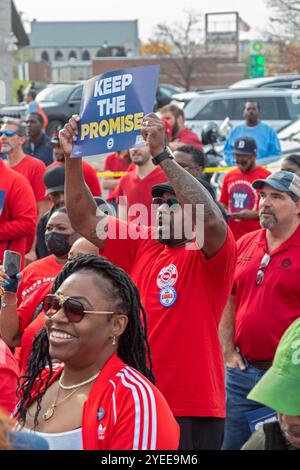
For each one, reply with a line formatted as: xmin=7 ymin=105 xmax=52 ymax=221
xmin=153 ymin=11 xmax=203 ymax=90
xmin=265 ymin=0 xmax=300 ymax=39
xmin=264 ymin=0 xmax=300 ymax=71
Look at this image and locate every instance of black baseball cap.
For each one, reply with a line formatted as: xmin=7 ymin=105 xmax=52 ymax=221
xmin=152 ymin=178 xmax=216 ymax=200
xmin=233 ymin=137 xmax=257 ymax=156
xmin=44 ymin=165 xmax=65 ymax=195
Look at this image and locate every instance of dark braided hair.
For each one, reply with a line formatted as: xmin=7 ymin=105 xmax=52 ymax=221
xmin=16 ymin=254 xmax=154 ymax=428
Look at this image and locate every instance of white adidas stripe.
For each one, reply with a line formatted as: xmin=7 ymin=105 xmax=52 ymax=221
xmin=121 ymin=368 xmax=150 ymax=450
xmin=117 ymin=371 xmax=142 ymax=450
xmin=125 ymin=367 xmax=157 ymax=450
xmin=109 ymin=380 xmax=117 ymax=425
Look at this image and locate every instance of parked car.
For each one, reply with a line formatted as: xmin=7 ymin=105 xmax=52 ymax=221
xmin=230 ymin=74 xmax=300 ymax=90
xmin=179 ymin=88 xmax=300 ymax=138
xmin=0 ymin=82 xmax=83 ymax=136
xmin=155 ymin=84 xmax=186 ymax=110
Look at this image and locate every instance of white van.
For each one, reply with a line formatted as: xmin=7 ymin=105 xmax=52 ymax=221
xmin=173 ymin=88 xmax=300 ymax=137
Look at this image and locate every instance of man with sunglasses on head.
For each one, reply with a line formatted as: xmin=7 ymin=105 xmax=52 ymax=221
xmin=220 ymin=170 xmax=300 ymax=450
xmin=219 ymin=137 xmax=271 ymax=240
xmin=59 ymin=113 xmax=237 ymax=451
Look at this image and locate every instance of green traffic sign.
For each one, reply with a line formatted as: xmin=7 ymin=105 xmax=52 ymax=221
xmin=249 ymin=54 xmax=265 ymax=78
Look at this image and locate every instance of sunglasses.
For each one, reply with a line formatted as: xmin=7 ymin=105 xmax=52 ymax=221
xmin=0 ymin=130 xmax=17 ymax=137
xmin=256 ymin=253 xmax=272 ymax=286
xmin=152 ymin=197 xmax=179 ymax=208
xmin=43 ymin=293 xmax=116 ymax=323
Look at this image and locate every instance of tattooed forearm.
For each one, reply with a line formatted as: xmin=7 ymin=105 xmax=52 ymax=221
xmin=160 ymin=158 xmax=222 ymax=221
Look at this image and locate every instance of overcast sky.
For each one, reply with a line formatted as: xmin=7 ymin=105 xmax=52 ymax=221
xmin=14 ymin=0 xmax=270 ymax=42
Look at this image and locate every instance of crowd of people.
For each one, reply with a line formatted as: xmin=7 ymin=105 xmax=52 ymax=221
xmin=0 ymin=97 xmax=300 ymax=452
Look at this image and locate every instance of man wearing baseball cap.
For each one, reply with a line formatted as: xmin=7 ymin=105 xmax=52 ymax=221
xmin=243 ymin=317 xmax=300 ymax=450
xmin=219 ymin=136 xmax=271 ymax=240
xmin=220 ymin=170 xmax=300 ymax=449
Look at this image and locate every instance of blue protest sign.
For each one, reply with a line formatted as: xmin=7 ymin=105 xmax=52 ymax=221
xmin=72 ymin=65 xmax=160 ymax=158
xmin=0 ymin=190 xmax=6 ymax=216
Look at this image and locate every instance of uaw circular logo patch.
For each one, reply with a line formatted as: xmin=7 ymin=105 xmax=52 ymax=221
xmin=157 ymin=264 xmax=178 ymax=288
xmin=159 ymin=286 xmax=177 ymax=307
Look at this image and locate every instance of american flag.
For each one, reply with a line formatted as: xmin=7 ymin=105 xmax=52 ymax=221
xmin=239 ymin=17 xmax=251 ymax=32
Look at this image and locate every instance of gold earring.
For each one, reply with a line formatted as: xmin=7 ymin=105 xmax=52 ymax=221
xmin=112 ymin=335 xmax=116 ymax=346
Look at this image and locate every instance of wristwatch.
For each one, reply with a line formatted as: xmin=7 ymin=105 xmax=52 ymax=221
xmin=152 ymin=146 xmax=174 ymax=166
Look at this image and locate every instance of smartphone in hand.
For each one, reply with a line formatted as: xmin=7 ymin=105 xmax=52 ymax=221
xmin=3 ymin=250 xmax=21 ymax=293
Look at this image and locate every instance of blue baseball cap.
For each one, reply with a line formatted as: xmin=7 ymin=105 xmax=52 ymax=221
xmin=252 ymin=171 xmax=300 ymax=199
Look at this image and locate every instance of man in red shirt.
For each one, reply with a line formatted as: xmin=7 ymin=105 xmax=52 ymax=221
xmin=0 ymin=118 xmax=50 ymax=264
xmin=0 ymin=158 xmax=36 ymax=268
xmin=48 ymin=134 xmax=102 ymax=197
xmin=160 ymin=104 xmax=202 ymax=150
xmin=117 ymin=145 xmax=167 ymax=225
xmin=60 ymin=112 xmax=237 ymax=450
xmin=220 ymin=170 xmax=300 ymax=450
xmin=220 ymin=137 xmax=271 ymax=240
xmin=103 ymin=150 xmax=131 ymax=199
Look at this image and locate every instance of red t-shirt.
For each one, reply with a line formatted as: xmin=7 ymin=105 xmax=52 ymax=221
xmin=117 ymin=167 xmax=167 ymax=225
xmin=0 ymin=159 xmax=37 ymax=267
xmin=0 ymin=338 xmax=19 ymax=414
xmin=27 ymin=353 xmax=179 ymax=450
xmin=101 ymin=218 xmax=237 ymax=417
xmin=173 ymin=127 xmax=202 ymax=148
xmin=104 ymin=153 xmax=131 ymax=198
xmin=17 ymin=254 xmax=62 ymax=305
xmin=233 ymin=226 xmax=300 ymax=362
xmin=48 ymin=160 xmax=102 ymax=196
xmin=219 ymin=166 xmax=271 ymax=240
xmin=10 ymin=155 xmax=47 ymax=203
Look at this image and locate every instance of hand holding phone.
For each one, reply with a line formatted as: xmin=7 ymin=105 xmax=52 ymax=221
xmin=3 ymin=250 xmax=21 ymax=293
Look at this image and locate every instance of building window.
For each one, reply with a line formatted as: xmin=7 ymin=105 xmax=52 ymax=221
xmin=55 ymin=50 xmax=64 ymax=61
xmin=41 ymin=50 xmax=49 ymax=62
xmin=82 ymin=50 xmax=90 ymax=60
xmin=96 ymin=48 xmax=105 ymax=57
xmin=69 ymin=50 xmax=77 ymax=60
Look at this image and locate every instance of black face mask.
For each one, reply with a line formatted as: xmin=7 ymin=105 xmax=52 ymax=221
xmin=45 ymin=232 xmax=72 ymax=257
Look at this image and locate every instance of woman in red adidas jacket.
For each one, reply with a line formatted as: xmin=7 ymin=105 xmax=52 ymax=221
xmin=15 ymin=255 xmax=179 ymax=450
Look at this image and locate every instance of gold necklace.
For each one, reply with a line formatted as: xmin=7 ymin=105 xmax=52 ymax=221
xmin=42 ymin=385 xmax=80 ymax=421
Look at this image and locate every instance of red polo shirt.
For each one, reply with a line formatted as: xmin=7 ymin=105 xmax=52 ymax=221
xmin=101 ymin=217 xmax=237 ymax=417
xmin=233 ymin=225 xmax=300 ymax=362
xmin=117 ymin=167 xmax=167 ymax=225
xmin=173 ymin=127 xmax=202 ymax=149
xmin=219 ymin=166 xmax=271 ymax=240
xmin=103 ymin=152 xmax=131 ymax=198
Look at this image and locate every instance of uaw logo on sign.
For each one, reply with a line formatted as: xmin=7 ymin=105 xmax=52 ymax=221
xmin=157 ymin=264 xmax=178 ymax=289
xmin=159 ymin=286 xmax=177 ymax=308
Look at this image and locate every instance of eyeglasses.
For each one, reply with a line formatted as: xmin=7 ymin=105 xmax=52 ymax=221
xmin=0 ymin=130 xmax=17 ymax=137
xmin=152 ymin=197 xmax=179 ymax=208
xmin=43 ymin=293 xmax=116 ymax=323
xmin=256 ymin=253 xmax=272 ymax=286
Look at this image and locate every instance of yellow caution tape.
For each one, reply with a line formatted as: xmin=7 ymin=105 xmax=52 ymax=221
xmin=97 ymin=164 xmax=280 ymax=178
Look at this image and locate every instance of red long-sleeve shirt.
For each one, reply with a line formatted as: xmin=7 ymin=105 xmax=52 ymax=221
xmin=0 ymin=158 xmax=37 ymax=266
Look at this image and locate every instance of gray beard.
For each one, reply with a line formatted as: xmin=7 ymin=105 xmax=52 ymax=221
xmin=260 ymin=215 xmax=278 ymax=230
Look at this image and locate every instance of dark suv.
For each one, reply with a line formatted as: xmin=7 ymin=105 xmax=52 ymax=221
xmin=0 ymin=83 xmax=83 ymax=135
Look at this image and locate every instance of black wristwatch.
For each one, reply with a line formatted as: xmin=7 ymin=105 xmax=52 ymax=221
xmin=152 ymin=146 xmax=174 ymax=166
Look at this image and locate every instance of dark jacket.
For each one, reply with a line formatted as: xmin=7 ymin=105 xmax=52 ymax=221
xmin=23 ymin=133 xmax=53 ymax=166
